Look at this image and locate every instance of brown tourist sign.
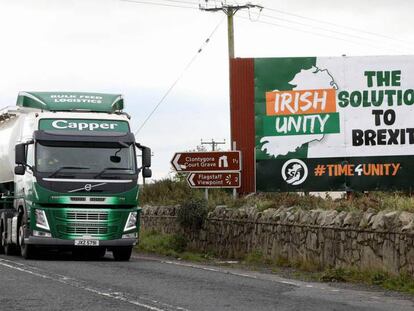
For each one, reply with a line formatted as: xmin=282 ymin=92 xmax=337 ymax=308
xmin=187 ymin=172 xmax=241 ymax=188
xmin=171 ymin=151 xmax=241 ymax=173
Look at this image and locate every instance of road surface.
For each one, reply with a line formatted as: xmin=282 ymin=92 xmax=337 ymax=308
xmin=0 ymin=251 xmax=413 ymax=311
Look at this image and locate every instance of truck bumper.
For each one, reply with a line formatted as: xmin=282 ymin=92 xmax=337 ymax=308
xmin=25 ymin=237 xmax=137 ymax=247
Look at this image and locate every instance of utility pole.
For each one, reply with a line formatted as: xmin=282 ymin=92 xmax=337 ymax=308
xmin=201 ymin=138 xmax=226 ymax=152
xmin=199 ymin=1 xmax=262 ymax=60
xmin=200 ymin=138 xmax=226 ymax=200
xmin=200 ymin=2 xmax=262 ymax=198
xmin=199 ymin=1 xmax=263 ymax=124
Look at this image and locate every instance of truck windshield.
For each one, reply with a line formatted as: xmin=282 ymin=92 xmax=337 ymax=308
xmin=36 ymin=143 xmax=136 ymax=175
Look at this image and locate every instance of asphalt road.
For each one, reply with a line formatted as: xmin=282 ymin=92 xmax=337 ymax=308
xmin=0 ymin=251 xmax=413 ymax=311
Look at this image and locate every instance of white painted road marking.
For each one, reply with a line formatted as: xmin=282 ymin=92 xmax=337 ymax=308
xmin=132 ymin=254 xmax=414 ymax=310
xmin=0 ymin=258 xmax=191 ymax=311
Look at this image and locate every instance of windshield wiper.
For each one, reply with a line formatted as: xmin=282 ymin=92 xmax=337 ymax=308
xmin=94 ymin=167 xmax=130 ymax=179
xmin=49 ymin=166 xmax=89 ymax=178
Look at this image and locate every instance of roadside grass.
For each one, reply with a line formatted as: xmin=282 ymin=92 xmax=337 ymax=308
xmin=141 ymin=178 xmax=414 ymax=213
xmin=136 ymin=231 xmax=414 ymax=295
xmin=137 ymin=230 xmax=211 ymax=262
xmin=319 ymin=268 xmax=414 ymax=294
xmin=243 ymin=251 xmax=414 ymax=294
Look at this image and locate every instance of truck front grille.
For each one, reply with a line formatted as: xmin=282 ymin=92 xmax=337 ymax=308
xmin=66 ymin=211 xmax=108 ymax=221
xmin=51 ymin=208 xmax=128 ymax=239
xmin=89 ymin=197 xmax=106 ymax=202
xmin=60 ymin=224 xmax=110 ymax=235
xmin=70 ymin=197 xmax=86 ymax=202
xmin=68 ymin=196 xmax=107 ymax=204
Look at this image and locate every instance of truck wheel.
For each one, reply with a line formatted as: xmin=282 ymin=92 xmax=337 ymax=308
xmin=1 ymin=214 xmax=16 ymax=256
xmin=90 ymin=247 xmax=106 ymax=260
xmin=0 ymin=222 xmax=4 ymax=254
xmin=2 ymin=225 xmax=16 ymax=256
xmin=19 ymin=223 xmax=35 ymax=259
xmin=4 ymin=243 xmax=16 ymax=256
xmin=112 ymin=246 xmax=132 ymax=261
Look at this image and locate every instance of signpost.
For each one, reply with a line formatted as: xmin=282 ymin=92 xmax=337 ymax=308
xmin=187 ymin=172 xmax=241 ymax=188
xmin=171 ymin=151 xmax=242 ymax=197
xmin=171 ymin=151 xmax=241 ymax=173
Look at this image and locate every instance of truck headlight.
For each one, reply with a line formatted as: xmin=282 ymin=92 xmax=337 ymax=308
xmin=35 ymin=209 xmax=50 ymax=230
xmin=124 ymin=212 xmax=137 ymax=232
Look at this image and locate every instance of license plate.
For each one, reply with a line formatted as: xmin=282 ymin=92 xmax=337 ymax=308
xmin=74 ymin=239 xmax=99 ymax=246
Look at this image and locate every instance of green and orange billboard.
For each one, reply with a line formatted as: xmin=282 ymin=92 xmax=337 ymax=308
xmin=231 ymin=56 xmax=414 ymax=192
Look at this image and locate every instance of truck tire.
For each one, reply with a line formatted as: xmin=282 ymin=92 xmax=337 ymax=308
xmin=112 ymin=246 xmax=132 ymax=261
xmin=89 ymin=247 xmax=106 ymax=260
xmin=4 ymin=242 xmax=16 ymax=256
xmin=74 ymin=248 xmax=106 ymax=260
xmin=19 ymin=223 xmax=35 ymax=259
xmin=1 ymin=215 xmax=16 ymax=256
xmin=0 ymin=221 xmax=4 ymax=254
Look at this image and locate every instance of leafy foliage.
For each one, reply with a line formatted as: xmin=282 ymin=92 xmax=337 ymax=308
xmin=176 ymin=197 xmax=208 ymax=230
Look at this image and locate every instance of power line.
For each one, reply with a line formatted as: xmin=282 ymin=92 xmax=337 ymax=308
xmin=134 ymin=17 xmax=225 ymax=135
xmin=201 ymin=138 xmax=226 ymax=151
xmin=121 ymin=0 xmax=198 ymax=10
xmin=149 ymin=0 xmax=414 ymax=50
xmin=154 ymin=0 xmax=201 ymax=5
xmin=258 ymin=13 xmax=411 ymax=51
xmin=237 ymin=15 xmax=407 ymax=54
xmin=251 ymin=13 xmax=412 ymax=53
xmin=264 ymin=6 xmax=414 ymax=49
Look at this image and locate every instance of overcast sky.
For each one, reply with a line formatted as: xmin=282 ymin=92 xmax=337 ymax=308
xmin=1 ymin=0 xmax=413 ymax=180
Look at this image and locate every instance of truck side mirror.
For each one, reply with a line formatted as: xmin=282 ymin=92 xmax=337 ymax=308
xmin=15 ymin=166 xmax=25 ymax=175
xmin=142 ymin=167 xmax=152 ymax=178
xmin=142 ymin=147 xmax=151 ymax=168
xmin=15 ymin=143 xmax=26 ymax=165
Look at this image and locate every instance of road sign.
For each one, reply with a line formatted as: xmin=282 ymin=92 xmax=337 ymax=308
xmin=171 ymin=151 xmax=241 ymax=172
xmin=187 ymin=172 xmax=241 ymax=188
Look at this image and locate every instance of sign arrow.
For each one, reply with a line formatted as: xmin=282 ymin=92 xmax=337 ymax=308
xmin=188 ymin=174 xmax=195 ymax=186
xmin=171 ymin=153 xmax=181 ymax=171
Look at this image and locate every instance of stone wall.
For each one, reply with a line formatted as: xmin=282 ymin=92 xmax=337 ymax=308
xmin=141 ymin=205 xmax=414 ymax=275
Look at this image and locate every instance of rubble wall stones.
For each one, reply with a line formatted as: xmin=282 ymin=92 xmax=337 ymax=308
xmin=141 ymin=206 xmax=414 ymax=275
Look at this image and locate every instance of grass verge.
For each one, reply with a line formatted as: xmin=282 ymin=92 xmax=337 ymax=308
xmin=137 ymin=230 xmax=212 ymax=262
xmin=319 ymin=268 xmax=414 ymax=294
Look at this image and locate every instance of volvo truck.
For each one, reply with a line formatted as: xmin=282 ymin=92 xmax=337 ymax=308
xmin=0 ymin=92 xmax=151 ymax=261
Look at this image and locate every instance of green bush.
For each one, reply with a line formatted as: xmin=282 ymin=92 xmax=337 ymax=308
xmin=140 ymin=178 xmax=193 ymax=206
xmin=177 ymin=197 xmax=208 ymax=230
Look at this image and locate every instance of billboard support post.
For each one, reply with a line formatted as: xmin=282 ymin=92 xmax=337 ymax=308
xmin=232 ymin=141 xmax=238 ymax=200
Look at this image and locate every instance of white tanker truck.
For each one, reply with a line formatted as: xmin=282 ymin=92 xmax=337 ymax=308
xmin=0 ymin=92 xmax=151 ymax=260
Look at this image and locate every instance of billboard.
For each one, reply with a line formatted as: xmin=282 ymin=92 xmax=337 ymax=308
xmin=255 ymin=55 xmax=414 ymax=192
